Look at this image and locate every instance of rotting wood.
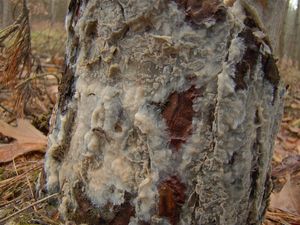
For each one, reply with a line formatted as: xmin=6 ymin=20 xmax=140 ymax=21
xmin=45 ymin=1 xmax=285 ymax=224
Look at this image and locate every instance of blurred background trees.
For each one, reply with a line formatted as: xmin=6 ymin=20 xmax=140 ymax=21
xmin=1 ymin=0 xmax=13 ymax=27
xmin=281 ymin=0 xmax=300 ymax=69
xmin=0 ymin=0 xmax=69 ymax=28
xmin=1 ymin=0 xmax=300 ymax=68
xmin=0 ymin=0 xmax=69 ymax=119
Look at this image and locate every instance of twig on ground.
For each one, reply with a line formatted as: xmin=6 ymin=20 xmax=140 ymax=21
xmin=0 ymin=104 xmax=14 ymax=115
xmin=13 ymin=159 xmax=19 ymax=176
xmin=15 ymin=73 xmax=60 ymax=89
xmin=0 ymin=162 xmax=43 ymax=188
xmin=0 ymin=193 xmax=59 ymax=223
xmin=26 ymin=175 xmax=37 ymax=211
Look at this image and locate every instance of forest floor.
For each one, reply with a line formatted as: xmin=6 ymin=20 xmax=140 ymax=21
xmin=0 ymin=23 xmax=300 ymax=224
xmin=263 ymin=65 xmax=300 ymax=225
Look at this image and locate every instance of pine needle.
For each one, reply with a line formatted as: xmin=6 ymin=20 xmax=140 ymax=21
xmin=0 ymin=0 xmax=32 ymax=116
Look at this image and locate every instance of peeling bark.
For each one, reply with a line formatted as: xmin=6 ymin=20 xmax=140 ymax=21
xmin=45 ymin=0 xmax=284 ymax=224
xmin=58 ymin=65 xmax=76 ymax=114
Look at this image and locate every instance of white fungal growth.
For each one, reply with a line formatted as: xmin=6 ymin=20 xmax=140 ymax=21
xmin=87 ymin=155 xmax=134 ymax=206
xmin=134 ymin=174 xmax=158 ymax=221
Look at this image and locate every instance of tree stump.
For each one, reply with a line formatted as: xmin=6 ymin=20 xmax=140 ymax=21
xmin=45 ymin=0 xmax=285 ymax=224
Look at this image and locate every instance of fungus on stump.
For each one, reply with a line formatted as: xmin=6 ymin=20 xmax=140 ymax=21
xmin=45 ymin=0 xmax=284 ymax=224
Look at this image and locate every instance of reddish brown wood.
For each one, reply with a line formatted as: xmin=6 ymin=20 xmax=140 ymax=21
xmin=173 ymin=0 xmax=226 ymax=24
xmin=162 ymin=86 xmax=202 ymax=151
xmin=109 ymin=201 xmax=135 ymax=225
xmin=158 ymin=176 xmax=186 ymax=225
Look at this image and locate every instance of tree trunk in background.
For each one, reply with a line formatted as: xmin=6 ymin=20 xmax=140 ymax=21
xmin=50 ymin=0 xmax=70 ymax=24
xmin=291 ymin=0 xmax=300 ymax=68
xmin=278 ymin=0 xmax=290 ymax=59
xmin=296 ymin=0 xmax=300 ymax=69
xmin=2 ymin=0 xmax=13 ymax=27
xmin=285 ymin=2 xmax=296 ymax=64
xmin=45 ymin=0 xmax=284 ymax=224
xmin=0 ymin=0 xmax=3 ymax=27
xmin=51 ymin=0 xmax=57 ymax=24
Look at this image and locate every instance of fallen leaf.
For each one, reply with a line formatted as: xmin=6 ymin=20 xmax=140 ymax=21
xmin=291 ymin=103 xmax=300 ymax=110
xmin=0 ymin=119 xmax=47 ymax=163
xmin=287 ymin=137 xmax=298 ymax=143
xmin=287 ymin=126 xmax=300 ymax=137
xmin=272 ymin=155 xmax=300 ymax=178
xmin=273 ymin=144 xmax=295 ymax=164
xmin=273 ymin=153 xmax=283 ymax=164
xmin=0 ymin=143 xmax=46 ymax=163
xmin=283 ymin=141 xmax=297 ymax=151
xmin=270 ymin=174 xmax=300 ymax=216
xmin=265 ymin=208 xmax=300 ymax=225
xmin=292 ymin=118 xmax=300 ymax=127
xmin=282 ymin=117 xmax=293 ymax=123
xmin=45 ymin=66 xmax=59 ymax=73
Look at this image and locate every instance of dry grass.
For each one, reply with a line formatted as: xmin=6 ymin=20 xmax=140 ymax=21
xmin=0 ymin=155 xmax=61 ymax=225
xmin=0 ymin=13 xmax=63 ymax=225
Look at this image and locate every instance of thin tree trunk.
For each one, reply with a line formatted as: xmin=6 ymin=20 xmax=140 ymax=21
xmin=45 ymin=0 xmax=284 ymax=224
xmin=292 ymin=0 xmax=300 ymax=67
xmin=285 ymin=3 xmax=295 ymax=63
xmin=2 ymin=0 xmax=13 ymax=27
xmin=51 ymin=0 xmax=56 ymax=24
xmin=296 ymin=0 xmax=300 ymax=69
xmin=279 ymin=0 xmax=290 ymax=59
xmin=0 ymin=0 xmax=3 ymax=28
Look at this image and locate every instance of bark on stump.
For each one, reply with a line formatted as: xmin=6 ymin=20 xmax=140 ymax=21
xmin=45 ymin=0 xmax=285 ymax=224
